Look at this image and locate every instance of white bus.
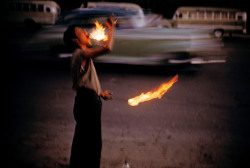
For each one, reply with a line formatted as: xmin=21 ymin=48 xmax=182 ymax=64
xmin=0 ymin=0 xmax=61 ymax=27
xmin=172 ymin=6 xmax=247 ymax=37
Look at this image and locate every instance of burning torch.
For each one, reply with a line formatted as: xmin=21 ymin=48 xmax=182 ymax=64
xmin=128 ymin=74 xmax=178 ymax=106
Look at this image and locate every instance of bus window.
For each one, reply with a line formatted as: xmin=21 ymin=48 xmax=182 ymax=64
xmin=183 ymin=12 xmax=188 ymax=19
xmin=229 ymin=12 xmax=235 ymax=20
xmin=222 ymin=12 xmax=228 ymax=20
xmin=237 ymin=15 xmax=243 ymax=21
xmin=198 ymin=11 xmax=205 ymax=19
xmin=189 ymin=11 xmax=196 ymax=19
xmin=30 ymin=3 xmax=36 ymax=11
xmin=46 ymin=7 xmax=50 ymax=12
xmin=214 ymin=11 xmax=220 ymax=19
xmin=177 ymin=12 xmax=183 ymax=19
xmin=38 ymin=4 xmax=44 ymax=12
xmin=206 ymin=11 xmax=212 ymax=20
xmin=178 ymin=11 xmax=188 ymax=19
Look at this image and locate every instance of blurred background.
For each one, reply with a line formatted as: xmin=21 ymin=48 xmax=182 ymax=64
xmin=2 ymin=0 xmax=250 ymax=168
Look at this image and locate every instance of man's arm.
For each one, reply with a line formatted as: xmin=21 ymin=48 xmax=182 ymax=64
xmin=105 ymin=15 xmax=115 ymax=51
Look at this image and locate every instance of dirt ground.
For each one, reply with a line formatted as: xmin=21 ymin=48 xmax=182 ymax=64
xmin=3 ymin=37 xmax=250 ymax=168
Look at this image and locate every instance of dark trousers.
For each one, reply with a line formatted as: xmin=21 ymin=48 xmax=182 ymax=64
xmin=69 ymin=88 xmax=102 ymax=168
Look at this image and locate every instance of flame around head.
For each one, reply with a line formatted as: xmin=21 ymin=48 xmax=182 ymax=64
xmin=90 ymin=21 xmax=108 ymax=41
xmin=128 ymin=74 xmax=178 ymax=106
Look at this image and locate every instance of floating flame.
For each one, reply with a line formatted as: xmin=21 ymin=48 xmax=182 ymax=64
xmin=128 ymin=74 xmax=178 ymax=106
xmin=90 ymin=21 xmax=108 ymax=41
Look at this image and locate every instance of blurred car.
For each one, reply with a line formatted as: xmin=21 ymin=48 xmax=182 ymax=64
xmin=21 ymin=2 xmax=227 ymax=65
xmin=86 ymin=2 xmax=171 ymax=28
xmin=23 ymin=23 xmax=227 ymax=65
xmin=93 ymin=28 xmax=226 ymax=65
xmin=56 ymin=2 xmax=146 ymax=29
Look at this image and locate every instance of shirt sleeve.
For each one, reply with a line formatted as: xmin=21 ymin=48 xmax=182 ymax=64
xmin=71 ymin=49 xmax=85 ymax=89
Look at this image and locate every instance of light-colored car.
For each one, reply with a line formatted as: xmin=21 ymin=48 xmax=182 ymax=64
xmin=24 ymin=3 xmax=227 ymax=65
xmin=56 ymin=2 xmax=145 ymax=29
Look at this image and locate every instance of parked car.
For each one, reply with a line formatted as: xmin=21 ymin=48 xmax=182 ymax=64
xmin=0 ymin=0 xmax=61 ymax=27
xmin=171 ymin=6 xmax=247 ymax=38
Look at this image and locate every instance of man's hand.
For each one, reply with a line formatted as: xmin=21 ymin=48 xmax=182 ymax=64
xmin=106 ymin=15 xmax=114 ymax=30
xmin=100 ymin=90 xmax=113 ymax=100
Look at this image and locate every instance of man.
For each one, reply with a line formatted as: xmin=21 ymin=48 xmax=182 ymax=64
xmin=63 ymin=16 xmax=115 ymax=168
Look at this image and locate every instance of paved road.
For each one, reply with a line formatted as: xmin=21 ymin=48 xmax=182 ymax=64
xmin=3 ymin=28 xmax=250 ymax=168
